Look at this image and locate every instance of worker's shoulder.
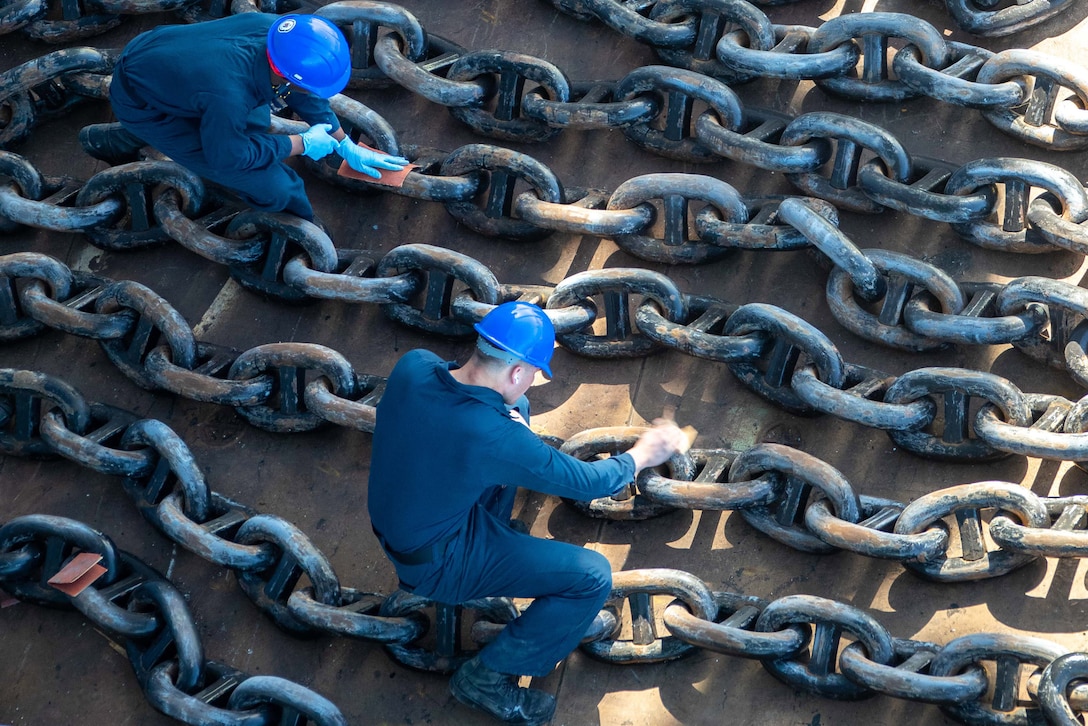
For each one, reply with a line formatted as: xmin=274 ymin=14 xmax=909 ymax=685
xmin=207 ymin=11 xmax=276 ymax=30
xmin=126 ymin=12 xmax=271 ymax=54
xmin=395 ymin=348 xmax=442 ymax=368
xmin=387 ymin=348 xmax=445 ymax=382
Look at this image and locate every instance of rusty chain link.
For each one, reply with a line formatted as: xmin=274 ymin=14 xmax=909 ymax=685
xmin=0 ymin=0 xmax=1074 ymax=43
xmin=323 ymin=1 xmax=1088 ymax=148
xmin=7 ymin=3 xmax=1088 ymax=247
xmin=5 ymin=2 xmax=1088 ymax=724
xmin=0 ymin=512 xmax=348 ymax=725
xmin=548 ymin=0 xmax=1073 ymax=51
xmin=5 ymin=368 xmax=1088 ymax=723
xmin=6 ymin=247 xmax=1088 ymax=469
xmin=0 ymin=0 xmax=316 ymax=43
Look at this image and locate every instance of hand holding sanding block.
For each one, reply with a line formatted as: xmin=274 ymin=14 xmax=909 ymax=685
xmin=337 ymin=141 xmax=419 ymax=187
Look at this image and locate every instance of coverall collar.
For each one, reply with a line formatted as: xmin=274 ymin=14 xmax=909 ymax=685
xmin=436 ymin=360 xmax=509 ymax=414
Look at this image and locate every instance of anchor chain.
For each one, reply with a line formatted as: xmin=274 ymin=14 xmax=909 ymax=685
xmin=4 ymin=2 xmax=1088 ymax=724
xmin=6 ymin=369 xmax=1088 ymax=723
xmin=5 ymin=250 xmax=1088 ymax=468
xmin=0 ymin=513 xmax=348 ymax=726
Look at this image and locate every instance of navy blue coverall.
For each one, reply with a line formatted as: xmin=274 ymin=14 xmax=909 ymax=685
xmin=369 ymin=350 xmax=636 ymax=677
xmin=108 ymin=13 xmax=340 ymax=220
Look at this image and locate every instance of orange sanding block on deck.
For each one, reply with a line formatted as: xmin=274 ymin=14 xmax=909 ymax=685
xmin=47 ymin=552 xmax=107 ymax=597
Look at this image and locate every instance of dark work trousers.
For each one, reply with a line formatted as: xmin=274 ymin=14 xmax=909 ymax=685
xmin=109 ymin=79 xmax=315 ymax=220
xmin=391 ymin=397 xmax=614 ymax=677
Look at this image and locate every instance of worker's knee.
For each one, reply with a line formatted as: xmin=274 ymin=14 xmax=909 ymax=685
xmin=210 ymin=170 xmax=313 ymax=219
xmin=573 ymin=547 xmax=612 ymax=600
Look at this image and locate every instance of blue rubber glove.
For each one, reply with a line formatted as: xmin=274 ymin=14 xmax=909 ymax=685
xmin=337 ymin=138 xmax=410 ymax=179
xmin=300 ymin=124 xmax=338 ymax=161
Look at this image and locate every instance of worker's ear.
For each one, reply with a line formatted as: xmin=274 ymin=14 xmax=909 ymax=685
xmin=512 ymin=363 xmax=534 ymax=386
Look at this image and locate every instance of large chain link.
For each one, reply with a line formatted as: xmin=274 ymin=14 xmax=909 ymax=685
xmin=5 ymin=245 xmax=1088 ymax=470
xmin=5 ymin=1 xmax=1088 ymax=723
xmin=6 ymin=368 xmax=1088 ymax=723
xmin=0 ymin=512 xmax=348 ymax=725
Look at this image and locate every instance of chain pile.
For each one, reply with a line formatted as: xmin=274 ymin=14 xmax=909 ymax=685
xmin=544 ymin=0 xmax=1075 ymax=37
xmin=0 ymin=509 xmax=349 ymax=724
xmin=5 ymin=239 xmax=1088 ymax=465
xmin=0 ymin=0 xmax=1072 ymax=44
xmin=4 ymin=0 xmax=1088 ymax=724
xmin=6 ymin=367 xmax=1088 ymax=723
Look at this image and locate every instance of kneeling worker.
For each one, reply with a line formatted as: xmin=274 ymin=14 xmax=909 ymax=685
xmin=368 ymin=301 xmax=687 ymax=725
xmin=80 ymin=13 xmax=408 ymax=221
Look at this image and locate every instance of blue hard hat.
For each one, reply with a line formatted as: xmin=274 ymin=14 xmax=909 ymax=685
xmin=474 ymin=302 xmax=555 ymax=379
xmin=267 ymin=14 xmax=351 ymax=98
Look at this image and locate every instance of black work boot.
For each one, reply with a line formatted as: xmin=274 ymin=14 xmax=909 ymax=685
xmin=78 ymin=123 xmax=146 ymax=164
xmin=450 ymin=656 xmax=556 ymax=725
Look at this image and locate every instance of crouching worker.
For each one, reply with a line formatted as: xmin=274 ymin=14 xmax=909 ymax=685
xmin=80 ymin=13 xmax=409 ymax=221
xmin=368 ymin=301 xmax=687 ymax=725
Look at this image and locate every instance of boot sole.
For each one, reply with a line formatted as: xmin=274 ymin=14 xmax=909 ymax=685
xmin=449 ymin=679 xmax=553 ymax=726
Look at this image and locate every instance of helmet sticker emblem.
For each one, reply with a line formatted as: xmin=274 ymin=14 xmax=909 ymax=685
xmin=277 ymin=18 xmax=295 ymax=32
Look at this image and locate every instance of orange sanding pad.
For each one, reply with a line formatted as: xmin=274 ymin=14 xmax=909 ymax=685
xmin=47 ymin=552 xmax=107 ymax=597
xmin=337 ymin=142 xmax=418 ymax=187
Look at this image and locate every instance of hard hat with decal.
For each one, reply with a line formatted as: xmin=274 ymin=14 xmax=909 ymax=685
xmin=474 ymin=302 xmax=555 ymax=379
xmin=266 ymin=14 xmax=351 ymax=98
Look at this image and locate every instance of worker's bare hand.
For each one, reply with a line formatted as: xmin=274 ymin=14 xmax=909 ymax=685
xmin=627 ymin=418 xmax=686 ymax=473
